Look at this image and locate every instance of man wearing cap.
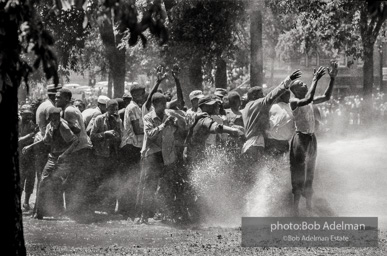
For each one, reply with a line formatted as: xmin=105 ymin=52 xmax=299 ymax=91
xmin=186 ymin=90 xmax=205 ymax=127
xmin=55 ymin=88 xmax=93 ymax=217
xmin=24 ymin=107 xmax=79 ymax=219
xmin=122 ymin=93 xmax=132 ymax=107
xmin=82 ymin=95 xmax=109 ymax=134
xmin=19 ymin=104 xmax=38 ymax=212
xmin=90 ymin=99 xmax=122 ymax=214
xmin=187 ymin=90 xmax=204 ymax=114
xmin=186 ymin=95 xmax=243 ymax=161
xmin=214 ymin=88 xmax=228 ymax=100
xmin=118 ymin=83 xmax=145 ymax=219
xmin=241 ymin=70 xmax=301 ymax=162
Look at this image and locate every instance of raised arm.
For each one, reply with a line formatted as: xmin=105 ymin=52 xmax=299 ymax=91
xmin=290 ymin=67 xmax=326 ymax=110
xmin=144 ymin=65 xmax=167 ymax=111
xmin=313 ymin=61 xmax=338 ymax=104
xmin=261 ymin=69 xmax=302 ymax=106
xmin=171 ymin=64 xmax=185 ymax=109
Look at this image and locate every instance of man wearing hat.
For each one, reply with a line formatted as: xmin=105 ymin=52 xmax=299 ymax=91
xmin=122 ymin=93 xmax=132 ymax=107
xmin=19 ymin=104 xmax=38 ymax=212
xmin=82 ymin=95 xmax=110 ymax=134
xmin=32 ymin=84 xmax=62 ymax=216
xmin=185 ymin=95 xmax=243 ymax=161
xmin=186 ymin=90 xmax=206 ymax=127
xmin=36 ymin=84 xmax=61 ymax=135
xmin=214 ymin=88 xmax=228 ymax=100
xmin=90 ymin=99 xmax=122 ymax=214
xmin=25 ymin=106 xmax=79 ymax=219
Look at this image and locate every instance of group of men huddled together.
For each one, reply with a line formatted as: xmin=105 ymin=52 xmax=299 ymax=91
xmin=18 ymin=62 xmax=338 ymax=223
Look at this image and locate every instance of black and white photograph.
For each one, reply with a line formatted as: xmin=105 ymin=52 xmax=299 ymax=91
xmin=2 ymin=0 xmax=387 ymax=255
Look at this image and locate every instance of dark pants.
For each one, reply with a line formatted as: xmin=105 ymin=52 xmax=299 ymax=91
xmin=65 ymin=148 xmax=94 ymax=216
xmin=20 ymin=150 xmax=35 ymax=196
xmin=91 ymin=155 xmax=120 ymax=213
xmin=117 ymin=144 xmax=141 ymax=218
xmin=32 ymin=134 xmax=49 ymax=213
xmin=265 ymin=138 xmax=290 ymax=155
xmin=289 ymin=132 xmax=317 ymax=197
xmin=136 ymin=152 xmax=164 ymax=219
xmin=35 ymin=154 xmax=70 ymax=218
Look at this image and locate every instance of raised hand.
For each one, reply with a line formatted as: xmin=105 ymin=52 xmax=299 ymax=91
xmin=327 ymin=61 xmax=338 ymax=78
xmin=290 ymin=69 xmax=302 ymax=80
xmin=313 ymin=66 xmax=326 ymax=80
xmin=171 ymin=63 xmax=180 ymax=78
xmin=156 ymin=65 xmax=168 ymax=82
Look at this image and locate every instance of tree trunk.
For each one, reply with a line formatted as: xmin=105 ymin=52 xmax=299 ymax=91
xmin=362 ymin=43 xmax=374 ymax=123
xmin=188 ymin=55 xmax=203 ymax=90
xmin=112 ymin=32 xmax=126 ymax=98
xmin=250 ymin=9 xmax=263 ymax=88
xmin=108 ymin=71 xmax=113 ymax=98
xmin=98 ymin=12 xmax=126 ymax=99
xmin=215 ymin=56 xmax=227 ymax=89
xmin=2 ymin=82 xmax=26 ymax=255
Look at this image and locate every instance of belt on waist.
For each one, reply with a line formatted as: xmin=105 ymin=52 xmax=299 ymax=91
xmin=296 ymin=131 xmax=314 ymax=136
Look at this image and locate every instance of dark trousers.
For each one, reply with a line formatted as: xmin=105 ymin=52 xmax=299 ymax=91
xmin=117 ymin=144 xmax=141 ymax=218
xmin=289 ymin=132 xmax=317 ymax=197
xmin=35 ymin=154 xmax=70 ymax=218
xmin=265 ymin=138 xmax=290 ymax=155
xmin=20 ymin=151 xmax=35 ymax=196
xmin=90 ymin=155 xmax=120 ymax=213
xmin=136 ymin=152 xmax=164 ymax=219
xmin=33 ymin=134 xmax=49 ymax=213
xmin=65 ymin=148 xmax=94 ymax=215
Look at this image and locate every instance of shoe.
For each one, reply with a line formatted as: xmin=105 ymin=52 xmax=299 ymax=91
xmin=33 ymin=213 xmax=43 ymax=220
xmin=136 ymin=217 xmax=148 ymax=225
xmin=22 ymin=203 xmax=30 ymax=212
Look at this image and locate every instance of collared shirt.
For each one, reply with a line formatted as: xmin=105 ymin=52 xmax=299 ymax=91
xmin=43 ymin=119 xmax=78 ymax=155
xmin=121 ymin=101 xmax=143 ymax=148
xmin=63 ymin=104 xmax=92 ymax=152
xmin=36 ymin=98 xmax=54 ymax=135
xmin=142 ymin=110 xmax=177 ymax=165
xmin=241 ymin=77 xmax=291 ymax=153
xmin=82 ymin=106 xmax=102 ymax=130
xmin=293 ymin=103 xmax=315 ymax=134
xmin=266 ymin=102 xmax=295 ymax=141
xmin=90 ymin=113 xmax=122 ymax=158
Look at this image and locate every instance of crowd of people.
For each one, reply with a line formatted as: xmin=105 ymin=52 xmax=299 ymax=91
xmin=18 ymin=62 xmax=353 ymax=224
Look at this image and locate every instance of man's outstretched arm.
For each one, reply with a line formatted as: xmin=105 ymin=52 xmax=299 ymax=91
xmin=313 ymin=61 xmax=338 ymax=104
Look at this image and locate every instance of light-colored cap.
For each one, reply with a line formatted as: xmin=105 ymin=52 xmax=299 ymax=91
xmin=189 ymin=90 xmax=204 ymax=101
xmin=97 ymin=95 xmax=110 ymax=104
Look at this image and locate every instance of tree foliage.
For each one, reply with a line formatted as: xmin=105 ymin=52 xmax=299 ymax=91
xmin=166 ymin=0 xmax=247 ymax=76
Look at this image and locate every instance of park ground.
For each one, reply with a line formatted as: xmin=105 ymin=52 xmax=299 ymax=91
xmin=24 ymin=128 xmax=387 ymax=255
